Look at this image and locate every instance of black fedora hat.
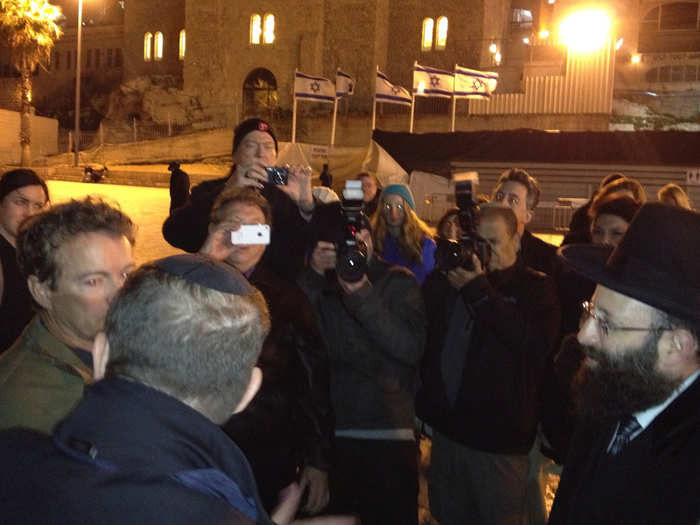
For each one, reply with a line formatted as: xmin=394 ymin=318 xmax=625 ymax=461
xmin=559 ymin=203 xmax=700 ymax=323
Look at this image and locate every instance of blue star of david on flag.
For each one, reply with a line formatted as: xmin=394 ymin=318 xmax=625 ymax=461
xmin=295 ymin=71 xmax=335 ymax=103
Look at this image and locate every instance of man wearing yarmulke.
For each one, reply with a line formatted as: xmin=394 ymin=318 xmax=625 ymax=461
xmin=549 ymin=203 xmax=700 ymax=524
xmin=163 ymin=117 xmax=315 ymax=281
xmin=0 ymin=255 xmax=279 ymax=524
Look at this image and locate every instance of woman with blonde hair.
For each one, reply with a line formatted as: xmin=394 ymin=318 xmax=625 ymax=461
xmin=658 ymin=183 xmax=692 ymax=209
xmin=372 ymin=183 xmax=436 ymax=284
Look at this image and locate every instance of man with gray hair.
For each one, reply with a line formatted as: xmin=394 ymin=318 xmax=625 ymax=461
xmin=0 ymin=254 xmax=276 ymax=523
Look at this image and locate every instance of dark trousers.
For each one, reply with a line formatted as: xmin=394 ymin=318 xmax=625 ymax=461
xmin=328 ymin=437 xmax=418 ymax=525
xmin=429 ymin=430 xmax=529 ymax=525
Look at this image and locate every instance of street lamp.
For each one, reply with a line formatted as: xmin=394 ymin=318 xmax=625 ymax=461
xmin=73 ymin=0 xmax=83 ymax=167
xmin=558 ymin=10 xmax=611 ymax=53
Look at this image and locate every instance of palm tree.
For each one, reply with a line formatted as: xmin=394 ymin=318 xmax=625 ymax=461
xmin=0 ymin=0 xmax=62 ymax=166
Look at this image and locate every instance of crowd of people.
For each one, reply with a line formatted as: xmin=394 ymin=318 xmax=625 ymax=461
xmin=0 ymin=117 xmax=698 ymax=525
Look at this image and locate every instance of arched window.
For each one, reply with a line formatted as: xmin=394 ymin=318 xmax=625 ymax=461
xmin=243 ymin=68 xmax=279 ymax=118
xmin=144 ymin=32 xmax=153 ymax=61
xmin=250 ymin=14 xmax=262 ymax=44
xmin=263 ymin=14 xmax=275 ymax=44
xmin=436 ymin=16 xmax=448 ymax=49
xmin=422 ymin=18 xmax=434 ymax=51
xmin=179 ymin=29 xmax=186 ymax=60
xmin=639 ymin=3 xmax=700 ymax=52
xmin=154 ymin=32 xmax=164 ymax=61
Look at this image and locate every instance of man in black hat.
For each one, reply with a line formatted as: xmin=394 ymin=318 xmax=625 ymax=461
xmin=549 ymin=203 xmax=700 ymax=524
xmin=0 ymin=169 xmax=50 ymax=353
xmin=163 ymin=118 xmax=315 ymax=281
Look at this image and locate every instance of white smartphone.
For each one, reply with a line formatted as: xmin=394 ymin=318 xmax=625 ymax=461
xmin=231 ymin=224 xmax=270 ymax=245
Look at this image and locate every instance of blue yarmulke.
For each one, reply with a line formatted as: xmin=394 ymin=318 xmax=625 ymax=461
xmin=155 ymin=254 xmax=254 ymax=295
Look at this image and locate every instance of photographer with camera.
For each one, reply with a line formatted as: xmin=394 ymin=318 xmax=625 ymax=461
xmin=163 ymin=118 xmax=315 ymax=281
xmin=416 ymin=204 xmax=560 ymax=525
xmin=298 ymin=182 xmax=426 ymax=525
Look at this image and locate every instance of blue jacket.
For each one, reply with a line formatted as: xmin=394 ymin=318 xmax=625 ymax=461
xmin=0 ymin=378 xmax=272 ymax=524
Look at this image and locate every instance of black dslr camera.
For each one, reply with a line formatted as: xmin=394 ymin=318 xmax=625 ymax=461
xmin=336 ymin=180 xmax=369 ymax=282
xmin=434 ymin=172 xmax=491 ymax=272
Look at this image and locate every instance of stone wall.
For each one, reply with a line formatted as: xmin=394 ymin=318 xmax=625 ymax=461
xmin=123 ymin=0 xmax=185 ymax=82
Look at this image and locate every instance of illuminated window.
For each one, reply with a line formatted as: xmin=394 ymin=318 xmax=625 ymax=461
xmin=263 ymin=14 xmax=275 ymax=44
xmin=144 ymin=32 xmax=153 ymax=61
xmin=436 ymin=16 xmax=448 ymax=49
xmin=179 ymin=29 xmax=186 ymax=60
xmin=511 ymin=8 xmax=533 ymax=27
xmin=250 ymin=14 xmax=262 ymax=44
xmin=154 ymin=32 xmax=164 ymax=61
xmin=422 ymin=18 xmax=434 ymax=50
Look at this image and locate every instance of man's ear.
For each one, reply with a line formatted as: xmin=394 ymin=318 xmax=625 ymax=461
xmin=233 ymin=366 xmax=262 ymax=414
xmin=513 ymin=232 xmax=522 ymax=252
xmin=659 ymin=328 xmax=699 ymax=377
xmin=524 ymin=208 xmax=534 ymax=225
xmin=92 ymin=332 xmax=110 ymax=381
xmin=27 ymin=275 xmax=52 ymax=310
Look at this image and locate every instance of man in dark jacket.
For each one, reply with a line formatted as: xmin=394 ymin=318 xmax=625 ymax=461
xmin=491 ymin=168 xmax=558 ymax=277
xmin=299 ymin=203 xmax=426 ymax=525
xmin=416 ymin=206 xmax=560 ymax=525
xmin=162 ymin=118 xmax=315 ymax=282
xmin=549 ymin=203 xmax=700 ymax=525
xmin=199 ymin=187 xmax=333 ymax=515
xmin=0 ymin=255 xmax=284 ymax=524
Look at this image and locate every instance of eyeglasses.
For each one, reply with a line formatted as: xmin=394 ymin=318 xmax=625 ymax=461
xmin=580 ymin=301 xmax=672 ymax=338
xmin=383 ymin=202 xmax=405 ymax=212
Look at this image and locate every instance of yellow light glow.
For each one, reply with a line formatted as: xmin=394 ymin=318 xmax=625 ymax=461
xmin=615 ymin=37 xmax=623 ymax=50
xmin=494 ymin=52 xmax=502 ymax=64
xmin=523 ymin=37 xmax=530 ymax=44
xmin=539 ymin=29 xmax=550 ymax=39
xmin=263 ymin=14 xmax=275 ymax=44
xmin=489 ymin=43 xmax=497 ymax=53
xmin=558 ymin=10 xmax=611 ymax=53
xmin=631 ymin=54 xmax=641 ymax=64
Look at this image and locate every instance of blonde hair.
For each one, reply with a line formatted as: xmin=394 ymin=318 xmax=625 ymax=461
xmin=372 ymin=194 xmax=433 ymax=264
xmin=657 ymin=183 xmax=692 ymax=210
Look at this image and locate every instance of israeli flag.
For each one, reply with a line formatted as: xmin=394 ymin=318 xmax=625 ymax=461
xmin=413 ymin=63 xmax=454 ymax=98
xmin=454 ymin=65 xmax=498 ymax=99
xmin=336 ymin=69 xmax=355 ymax=98
xmin=295 ymin=71 xmax=335 ymax=103
xmin=375 ymin=70 xmax=412 ymax=106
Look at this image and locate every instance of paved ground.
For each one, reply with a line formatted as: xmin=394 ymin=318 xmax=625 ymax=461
xmin=47 ymin=180 xmax=181 ymax=265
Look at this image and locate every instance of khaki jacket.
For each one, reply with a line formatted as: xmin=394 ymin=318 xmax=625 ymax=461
xmin=0 ymin=317 xmax=92 ymax=433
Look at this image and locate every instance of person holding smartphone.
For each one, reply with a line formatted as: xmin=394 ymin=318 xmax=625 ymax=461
xmin=199 ymin=187 xmax=334 ymax=518
xmin=163 ymin=118 xmax=315 ymax=282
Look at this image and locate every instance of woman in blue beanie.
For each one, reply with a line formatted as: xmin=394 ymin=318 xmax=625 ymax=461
xmin=371 ymin=183 xmax=436 ymax=284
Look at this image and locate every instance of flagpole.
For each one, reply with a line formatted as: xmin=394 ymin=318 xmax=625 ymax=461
xmin=292 ymin=69 xmax=297 ymax=144
xmin=451 ymin=96 xmax=457 ymax=132
xmin=409 ymin=61 xmax=417 ymax=133
xmin=331 ymin=96 xmax=338 ymax=146
xmin=371 ymin=66 xmax=378 ymax=131
xmin=409 ymin=94 xmax=415 ymax=134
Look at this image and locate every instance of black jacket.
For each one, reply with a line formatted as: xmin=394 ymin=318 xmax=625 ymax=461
xmin=222 ymin=263 xmax=332 ymax=506
xmin=416 ymin=257 xmax=560 ymax=454
xmin=298 ymin=257 xmax=426 ymax=432
xmin=520 ymin=229 xmax=559 ymax=278
xmin=549 ymin=374 xmax=700 ymax=525
xmin=0 ymin=378 xmax=272 ymax=524
xmin=0 ymin=234 xmax=34 ymax=354
xmin=162 ymin=174 xmax=311 ymax=282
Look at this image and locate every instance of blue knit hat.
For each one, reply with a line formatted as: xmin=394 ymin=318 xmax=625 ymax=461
xmin=382 ymin=184 xmax=416 ymax=210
